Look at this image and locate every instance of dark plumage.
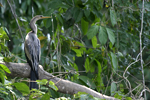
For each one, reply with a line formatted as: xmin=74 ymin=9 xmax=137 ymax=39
xmin=24 ymin=15 xmax=50 ymax=89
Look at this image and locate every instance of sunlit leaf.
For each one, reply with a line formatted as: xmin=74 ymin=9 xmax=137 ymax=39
xmin=95 ymin=60 xmax=102 ymax=74
xmin=0 ymin=27 xmax=9 ymax=40
xmin=13 ymin=83 xmax=29 ymax=95
xmin=72 ymin=49 xmax=83 ymax=57
xmin=49 ymin=81 xmax=58 ymax=91
xmin=95 ymin=59 xmax=104 ymax=92
xmin=91 ymin=36 xmax=97 ymax=48
xmin=3 ymin=57 xmax=12 ymax=62
xmin=85 ymin=57 xmax=90 ymax=72
xmin=41 ymin=92 xmax=51 ymax=100
xmin=36 ymin=79 xmax=48 ymax=85
xmin=126 ymin=97 xmax=132 ymax=100
xmin=0 ymin=64 xmax=11 ymax=74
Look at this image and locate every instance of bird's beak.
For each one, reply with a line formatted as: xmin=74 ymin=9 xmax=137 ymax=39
xmin=41 ymin=16 xmax=51 ymax=19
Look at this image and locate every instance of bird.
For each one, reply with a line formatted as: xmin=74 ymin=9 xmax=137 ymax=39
xmin=24 ymin=15 xmax=50 ymax=90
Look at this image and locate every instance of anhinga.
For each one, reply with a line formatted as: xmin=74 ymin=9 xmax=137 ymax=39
xmin=24 ymin=15 xmax=50 ymax=89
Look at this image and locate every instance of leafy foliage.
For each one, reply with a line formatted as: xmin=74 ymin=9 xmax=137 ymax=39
xmin=0 ymin=0 xmax=150 ymax=99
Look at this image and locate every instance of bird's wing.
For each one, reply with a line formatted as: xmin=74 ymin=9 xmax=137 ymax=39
xmin=37 ymin=38 xmax=41 ymax=62
xmin=25 ymin=40 xmax=31 ymax=61
xmin=24 ymin=38 xmax=34 ymax=68
xmin=24 ymin=35 xmax=40 ymax=71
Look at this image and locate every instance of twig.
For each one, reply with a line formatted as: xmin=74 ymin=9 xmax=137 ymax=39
xmin=123 ymin=46 xmax=145 ymax=77
xmin=123 ymin=46 xmax=145 ymax=98
xmin=7 ymin=0 xmax=24 ymax=42
xmin=139 ymin=89 xmax=147 ymax=99
xmin=74 ymin=24 xmax=82 ymax=39
xmin=126 ymin=83 xmax=142 ymax=96
xmin=140 ymin=0 xmax=146 ymax=99
xmin=52 ymin=16 xmax=55 ymax=72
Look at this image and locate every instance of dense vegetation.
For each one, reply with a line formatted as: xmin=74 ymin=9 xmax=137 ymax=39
xmin=0 ymin=0 xmax=150 ymax=99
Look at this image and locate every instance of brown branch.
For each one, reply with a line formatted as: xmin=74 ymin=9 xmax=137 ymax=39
xmin=0 ymin=62 xmax=117 ymax=100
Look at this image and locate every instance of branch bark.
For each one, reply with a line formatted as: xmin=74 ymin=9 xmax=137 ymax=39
xmin=0 ymin=62 xmax=117 ymax=100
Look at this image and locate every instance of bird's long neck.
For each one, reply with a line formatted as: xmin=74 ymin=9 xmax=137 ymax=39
xmin=30 ymin=18 xmax=37 ymax=34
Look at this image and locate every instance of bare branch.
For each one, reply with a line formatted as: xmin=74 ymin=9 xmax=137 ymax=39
xmin=139 ymin=0 xmax=146 ymax=99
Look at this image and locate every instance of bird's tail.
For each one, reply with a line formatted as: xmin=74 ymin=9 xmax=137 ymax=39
xmin=30 ymin=68 xmax=39 ymax=90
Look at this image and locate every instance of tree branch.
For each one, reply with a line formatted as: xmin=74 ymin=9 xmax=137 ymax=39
xmin=139 ymin=0 xmax=146 ymax=99
xmin=7 ymin=0 xmax=24 ymax=42
xmin=0 ymin=62 xmax=117 ymax=100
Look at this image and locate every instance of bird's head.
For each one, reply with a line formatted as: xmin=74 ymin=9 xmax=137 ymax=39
xmin=30 ymin=15 xmax=51 ymax=33
xmin=33 ymin=15 xmax=51 ymax=21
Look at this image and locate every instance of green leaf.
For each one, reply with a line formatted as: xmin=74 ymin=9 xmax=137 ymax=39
xmin=49 ymin=0 xmax=69 ymax=9
xmin=95 ymin=60 xmax=104 ymax=92
xmin=0 ymin=64 xmax=11 ymax=73
xmin=98 ymin=26 xmax=107 ymax=45
xmin=110 ymin=8 xmax=117 ymax=27
xmin=75 ymin=10 xmax=83 ymax=23
xmin=85 ymin=57 xmax=90 ymax=72
xmin=46 ymin=18 xmax=52 ymax=28
xmin=63 ymin=64 xmax=75 ymax=71
xmin=0 ymin=27 xmax=9 ymax=40
xmin=56 ymin=14 xmax=63 ymax=25
xmin=91 ymin=36 xmax=97 ymax=48
xmin=27 ymin=0 xmax=31 ymax=6
xmin=36 ymin=79 xmax=48 ymax=85
xmin=114 ymin=92 xmax=123 ymax=99
xmin=0 ymin=71 xmax=5 ymax=84
xmin=81 ymin=18 xmax=89 ymax=35
xmin=72 ymin=49 xmax=83 ymax=57
xmin=126 ymin=97 xmax=132 ymax=100
xmin=13 ymin=83 xmax=29 ymax=95
xmin=35 ymin=1 xmax=41 ymax=8
xmin=95 ymin=60 xmax=102 ymax=74
xmin=49 ymin=81 xmax=58 ymax=91
xmin=73 ymin=7 xmax=83 ymax=23
xmin=0 ymin=83 xmax=8 ymax=95
xmin=79 ymin=76 xmax=96 ymax=89
xmin=110 ymin=52 xmax=118 ymax=71
xmin=3 ymin=57 xmax=12 ymax=62
xmin=86 ymin=25 xmax=99 ymax=39
xmin=111 ymin=82 xmax=117 ymax=96
xmin=84 ymin=9 xmax=90 ymax=18
xmin=41 ymin=92 xmax=51 ymax=100
xmin=106 ymin=28 xmax=115 ymax=45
